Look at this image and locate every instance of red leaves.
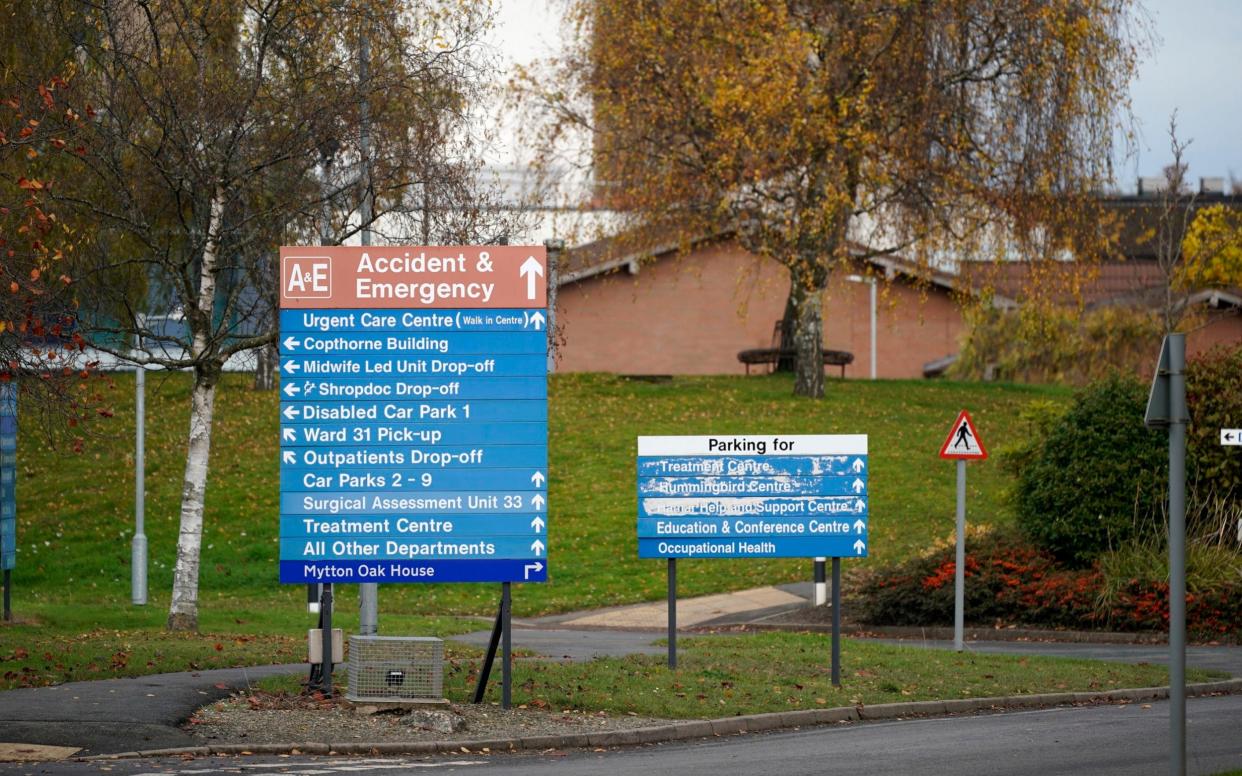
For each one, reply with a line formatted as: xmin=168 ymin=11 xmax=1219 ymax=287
xmin=16 ymin=177 xmax=43 ymax=191
xmin=36 ymin=84 xmax=53 ymax=109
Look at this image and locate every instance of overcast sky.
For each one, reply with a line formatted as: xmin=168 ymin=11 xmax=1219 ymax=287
xmin=488 ymin=0 xmax=1242 ymax=190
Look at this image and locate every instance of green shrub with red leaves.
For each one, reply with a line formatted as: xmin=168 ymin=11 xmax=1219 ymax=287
xmin=856 ymin=530 xmax=1242 ymax=639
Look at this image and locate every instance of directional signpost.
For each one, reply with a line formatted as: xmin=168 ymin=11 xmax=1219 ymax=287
xmin=939 ymin=410 xmax=987 ymax=652
xmin=279 ymin=245 xmax=548 ymax=704
xmin=637 ymin=434 xmax=868 ymax=679
xmin=1222 ymin=429 xmax=1242 ymax=446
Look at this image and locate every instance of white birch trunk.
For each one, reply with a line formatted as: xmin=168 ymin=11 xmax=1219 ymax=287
xmin=167 ymin=187 xmax=225 ymax=632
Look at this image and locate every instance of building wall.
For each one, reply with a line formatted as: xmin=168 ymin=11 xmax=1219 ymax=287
xmin=554 ymin=242 xmax=966 ymax=378
xmin=1188 ymin=309 xmax=1242 ymax=358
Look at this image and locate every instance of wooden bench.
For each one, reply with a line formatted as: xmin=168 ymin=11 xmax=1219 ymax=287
xmin=737 ymin=347 xmax=854 ymax=377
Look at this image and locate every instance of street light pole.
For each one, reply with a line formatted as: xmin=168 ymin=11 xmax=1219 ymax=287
xmin=846 ymin=275 xmax=877 ymax=380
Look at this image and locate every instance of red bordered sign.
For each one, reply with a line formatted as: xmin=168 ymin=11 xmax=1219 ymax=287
xmin=939 ymin=409 xmax=987 ymax=460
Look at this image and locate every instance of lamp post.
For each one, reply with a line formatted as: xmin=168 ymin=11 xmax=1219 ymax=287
xmin=845 ymin=274 xmax=877 ymax=380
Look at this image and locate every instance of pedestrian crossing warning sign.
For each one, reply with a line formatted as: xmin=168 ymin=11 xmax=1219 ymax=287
xmin=939 ymin=410 xmax=987 ymax=460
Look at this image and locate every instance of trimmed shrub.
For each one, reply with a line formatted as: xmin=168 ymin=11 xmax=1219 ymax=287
xmin=1009 ymin=374 xmax=1165 ymax=567
xmin=856 ymin=530 xmax=1242 ymax=638
xmin=1186 ymin=343 xmax=1242 ymax=503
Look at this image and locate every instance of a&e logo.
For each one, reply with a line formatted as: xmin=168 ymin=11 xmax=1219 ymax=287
xmin=283 ymin=256 xmax=332 ymax=299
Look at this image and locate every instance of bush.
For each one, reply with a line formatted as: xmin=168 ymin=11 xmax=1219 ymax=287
xmin=1186 ymin=343 xmax=1242 ymax=504
xmin=856 ymin=530 xmax=1242 ymax=638
xmin=1010 ymin=374 xmax=1165 ymax=567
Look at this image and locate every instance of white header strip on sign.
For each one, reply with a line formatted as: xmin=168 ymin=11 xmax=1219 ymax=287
xmin=638 ymin=435 xmax=867 ymax=457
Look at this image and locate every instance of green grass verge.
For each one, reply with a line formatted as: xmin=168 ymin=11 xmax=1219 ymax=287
xmin=11 ymin=371 xmax=1067 ymax=623
xmin=253 ymin=632 xmax=1217 ymax=720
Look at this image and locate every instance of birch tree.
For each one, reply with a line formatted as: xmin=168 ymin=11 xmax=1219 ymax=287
xmin=31 ymin=0 xmax=509 ymax=630
xmin=525 ymin=0 xmax=1143 ymax=397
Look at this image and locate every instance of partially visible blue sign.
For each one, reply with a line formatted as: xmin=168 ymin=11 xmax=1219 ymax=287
xmin=0 ymin=383 xmax=15 ymax=571
xmin=637 ymin=435 xmax=868 ymax=559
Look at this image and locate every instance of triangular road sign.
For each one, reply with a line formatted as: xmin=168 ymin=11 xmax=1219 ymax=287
xmin=939 ymin=409 xmax=987 ymax=460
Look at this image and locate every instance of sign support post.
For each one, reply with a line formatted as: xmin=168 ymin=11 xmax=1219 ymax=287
xmin=667 ymin=558 xmax=677 ymax=669
xmin=320 ymin=582 xmax=334 ymax=696
xmin=1145 ymin=334 xmax=1187 ymax=776
xmin=813 ymin=558 xmax=827 ymax=606
xmin=954 ymin=459 xmax=966 ymax=651
xmin=831 ymin=557 xmax=841 ymax=686
xmin=938 ymin=410 xmax=988 ymax=653
xmin=501 ymin=581 xmax=512 ymax=709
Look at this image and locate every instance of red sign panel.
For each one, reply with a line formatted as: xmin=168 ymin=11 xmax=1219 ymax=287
xmin=279 ymin=246 xmax=547 ymax=309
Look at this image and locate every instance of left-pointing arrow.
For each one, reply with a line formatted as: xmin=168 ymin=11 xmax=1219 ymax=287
xmin=282 ymin=406 xmax=299 ymax=420
xmin=282 ymin=451 xmax=296 ymax=464
xmin=282 ymin=360 xmax=299 ymax=374
xmin=282 ymin=382 xmax=299 ymax=397
xmin=283 ymin=336 xmax=299 ymax=350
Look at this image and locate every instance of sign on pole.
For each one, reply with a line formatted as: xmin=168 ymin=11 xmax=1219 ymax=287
xmin=939 ymin=409 xmax=986 ymax=652
xmin=1 ymin=383 xmax=15 ymax=622
xmin=637 ymin=435 xmax=869 ymax=559
xmin=1221 ymin=429 xmax=1241 ymax=446
xmin=278 ymin=246 xmax=549 ymax=585
xmin=938 ymin=410 xmax=987 ymax=460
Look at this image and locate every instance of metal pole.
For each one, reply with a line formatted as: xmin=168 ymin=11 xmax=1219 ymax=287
xmin=831 ymin=557 xmax=841 ymax=686
xmin=472 ymin=596 xmax=505 ymax=703
xmin=1168 ymin=334 xmax=1187 ymax=776
xmin=501 ymin=582 xmax=512 ymax=709
xmin=954 ymin=459 xmax=966 ymax=651
xmin=667 ymin=558 xmax=677 ymax=669
xmin=356 ymin=27 xmax=378 ymax=639
xmin=813 ymin=557 xmax=827 ymax=606
xmin=132 ymin=367 xmax=148 ymax=606
xmin=321 ymin=583 xmax=334 ymax=697
xmin=868 ymin=280 xmax=877 ymax=380
xmin=2 ymin=570 xmax=8 ymax=622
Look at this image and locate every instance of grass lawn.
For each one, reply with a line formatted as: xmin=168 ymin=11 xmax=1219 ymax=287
xmin=10 ymin=371 xmax=1066 ymax=621
xmin=255 ymin=631 xmax=1217 ymax=718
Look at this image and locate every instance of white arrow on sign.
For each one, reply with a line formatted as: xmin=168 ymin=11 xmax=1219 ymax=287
xmin=519 ymin=256 xmax=544 ymax=300
xmin=524 ymin=561 xmax=543 ymax=579
xmin=853 ymin=539 xmax=866 ymax=555
xmin=854 ymin=499 xmax=865 ymax=513
xmin=282 ymin=450 xmax=296 ymax=464
xmin=529 ymin=310 xmax=546 ymax=330
xmin=282 ymin=382 xmax=300 ymax=397
xmin=282 ymin=405 xmax=299 ymax=420
xmin=530 ymin=515 xmax=545 ymax=533
xmin=531 ymin=494 xmax=546 ymax=509
xmin=853 ymin=518 xmax=865 ymax=534
xmin=282 ymin=360 xmax=300 ymax=374
xmin=851 ymin=458 xmax=865 ymax=473
xmin=282 ymin=336 xmax=299 ymax=351
xmin=851 ymin=478 xmax=865 ymax=494
xmin=530 ymin=471 xmax=546 ymax=487
xmin=282 ymin=428 xmax=297 ymax=442
xmin=530 ymin=539 xmax=545 ymax=556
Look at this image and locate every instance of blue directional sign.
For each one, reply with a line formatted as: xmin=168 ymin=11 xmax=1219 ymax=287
xmin=279 ymin=245 xmax=549 ymax=584
xmin=0 ymin=383 xmax=15 ymax=571
xmin=636 ymin=435 xmax=869 ymax=559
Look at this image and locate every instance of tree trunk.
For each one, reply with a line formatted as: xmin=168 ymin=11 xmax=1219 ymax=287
xmin=775 ymin=286 xmax=797 ymax=373
xmin=789 ymin=263 xmax=825 ymax=398
xmin=253 ymin=342 xmax=277 ymax=390
xmin=168 ymin=185 xmax=225 ymax=632
xmin=167 ymin=365 xmax=219 ymax=631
